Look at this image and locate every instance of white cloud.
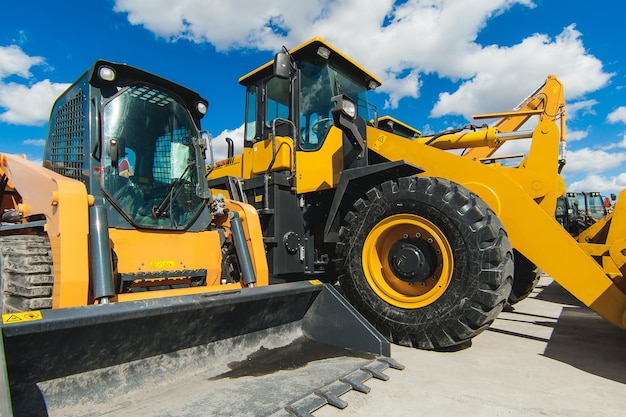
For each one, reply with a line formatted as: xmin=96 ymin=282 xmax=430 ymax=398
xmin=567 ymin=128 xmax=589 ymax=142
xmin=607 ymin=106 xmax=626 ymax=124
xmin=0 ymin=79 xmax=69 ymax=125
xmin=431 ymin=25 xmax=610 ymax=118
xmin=0 ymin=45 xmax=43 ymax=79
xmin=567 ymin=100 xmax=597 ymax=121
xmin=561 ymin=147 xmax=626 ymax=175
xmin=109 ymin=0 xmax=623 ymax=195
xmin=113 ymin=1 xmax=611 ymax=117
xmin=0 ymin=45 xmax=70 ymax=126
xmin=567 ymin=173 xmax=626 ymax=195
xmin=22 ymin=138 xmax=46 ymax=146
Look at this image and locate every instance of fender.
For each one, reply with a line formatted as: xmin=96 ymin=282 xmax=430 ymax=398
xmin=323 ymin=160 xmax=424 ymax=242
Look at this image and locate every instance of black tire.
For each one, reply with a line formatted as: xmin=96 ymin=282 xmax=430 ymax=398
xmin=337 ymin=176 xmax=513 ymax=350
xmin=508 ymin=249 xmax=541 ymax=305
xmin=0 ymin=235 xmax=54 ymax=314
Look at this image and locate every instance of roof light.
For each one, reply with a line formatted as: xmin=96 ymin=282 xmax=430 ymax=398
xmin=368 ymin=80 xmax=380 ymax=90
xmin=317 ymin=46 xmax=331 ymax=59
xmin=97 ymin=65 xmax=116 ymax=82
xmin=196 ymin=102 xmax=208 ymax=115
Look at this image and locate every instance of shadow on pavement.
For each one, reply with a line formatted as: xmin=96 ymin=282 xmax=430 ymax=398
xmin=534 ymin=280 xmax=626 ymax=384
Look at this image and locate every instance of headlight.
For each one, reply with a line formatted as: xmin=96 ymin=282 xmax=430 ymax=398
xmin=196 ymin=101 xmax=208 ymax=115
xmin=340 ymin=98 xmax=356 ymax=119
xmin=97 ymin=65 xmax=116 ymax=82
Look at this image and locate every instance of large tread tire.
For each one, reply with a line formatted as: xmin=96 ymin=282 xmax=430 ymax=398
xmin=507 ymin=249 xmax=541 ymax=305
xmin=0 ymin=235 xmax=54 ymax=314
xmin=337 ymin=176 xmax=513 ymax=350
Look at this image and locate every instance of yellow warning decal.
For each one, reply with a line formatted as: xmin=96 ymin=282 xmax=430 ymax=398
xmin=149 ymin=260 xmax=175 ymax=269
xmin=2 ymin=311 xmax=43 ymax=325
xmin=309 ymin=279 xmax=323 ymax=285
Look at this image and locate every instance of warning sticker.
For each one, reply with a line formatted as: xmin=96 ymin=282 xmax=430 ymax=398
xmin=149 ymin=260 xmax=175 ymax=269
xmin=2 ymin=311 xmax=43 ymax=325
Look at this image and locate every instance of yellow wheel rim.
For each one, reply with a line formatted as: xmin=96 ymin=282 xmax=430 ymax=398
xmin=362 ymin=214 xmax=454 ymax=309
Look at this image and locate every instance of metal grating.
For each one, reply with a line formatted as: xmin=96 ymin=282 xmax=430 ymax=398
xmin=153 ymin=128 xmax=191 ymax=183
xmin=130 ymin=86 xmax=175 ymax=107
xmin=50 ymin=89 xmax=86 ymax=182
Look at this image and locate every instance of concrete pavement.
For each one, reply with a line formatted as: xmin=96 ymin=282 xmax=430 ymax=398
xmin=316 ymin=276 xmax=626 ymax=417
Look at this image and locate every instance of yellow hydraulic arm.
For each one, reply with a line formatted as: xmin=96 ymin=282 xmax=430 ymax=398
xmin=461 ymin=75 xmax=566 ymax=161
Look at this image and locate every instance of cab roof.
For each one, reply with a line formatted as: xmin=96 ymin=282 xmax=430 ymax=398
xmin=238 ymin=37 xmax=382 ymax=90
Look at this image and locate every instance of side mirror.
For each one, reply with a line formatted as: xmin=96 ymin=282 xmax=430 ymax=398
xmin=273 ymin=53 xmax=291 ymax=79
xmin=109 ymin=137 xmax=125 ymax=168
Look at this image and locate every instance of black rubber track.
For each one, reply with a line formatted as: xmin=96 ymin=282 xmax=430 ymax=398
xmin=508 ymin=249 xmax=541 ymax=305
xmin=337 ymin=176 xmax=513 ymax=350
xmin=0 ymin=235 xmax=54 ymax=313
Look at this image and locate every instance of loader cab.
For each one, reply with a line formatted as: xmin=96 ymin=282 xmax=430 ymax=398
xmin=44 ymin=61 xmax=211 ymax=231
xmin=238 ymin=37 xmax=381 ymax=171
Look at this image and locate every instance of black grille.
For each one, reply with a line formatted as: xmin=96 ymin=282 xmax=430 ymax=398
xmin=50 ymin=89 xmax=86 ymax=182
xmin=153 ymin=128 xmax=191 ymax=183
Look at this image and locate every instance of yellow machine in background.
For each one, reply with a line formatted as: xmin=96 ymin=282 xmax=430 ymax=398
xmin=0 ymin=60 xmax=400 ymax=417
xmin=208 ymin=37 xmax=626 ymax=350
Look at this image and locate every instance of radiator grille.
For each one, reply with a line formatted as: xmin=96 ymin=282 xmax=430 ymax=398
xmin=50 ymin=89 xmax=86 ymax=182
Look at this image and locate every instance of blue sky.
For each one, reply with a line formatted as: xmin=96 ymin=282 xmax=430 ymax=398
xmin=2 ymin=0 xmax=626 ymax=195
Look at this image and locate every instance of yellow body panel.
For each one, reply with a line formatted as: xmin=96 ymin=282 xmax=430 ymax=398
xmin=251 ymin=136 xmax=294 ymax=175
xmin=295 ymin=128 xmax=344 ymax=193
xmin=211 ymin=153 xmax=247 ymax=178
xmin=0 ymin=154 xmax=90 ymax=308
xmin=210 ymin=129 xmax=345 ymax=194
xmin=108 ymin=200 xmax=268 ymax=298
xmin=108 ymin=228 xmax=223 ymax=287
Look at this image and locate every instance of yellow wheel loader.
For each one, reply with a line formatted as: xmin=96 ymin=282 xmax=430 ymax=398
xmin=208 ymin=37 xmax=626 ymax=350
xmin=0 ymin=61 xmax=402 ymax=417
xmin=556 ymin=191 xmax=612 ymax=235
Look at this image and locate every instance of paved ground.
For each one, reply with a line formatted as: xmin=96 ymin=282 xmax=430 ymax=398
xmin=317 ymin=275 xmax=626 ymax=417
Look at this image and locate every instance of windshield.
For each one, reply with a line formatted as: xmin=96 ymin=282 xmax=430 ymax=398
xmin=102 ymin=84 xmax=205 ymax=230
xmin=299 ymin=61 xmax=370 ymax=150
xmin=587 ymin=195 xmax=606 ymax=220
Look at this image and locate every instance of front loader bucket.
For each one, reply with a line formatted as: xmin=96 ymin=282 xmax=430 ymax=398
xmin=0 ymin=282 xmax=401 ymax=417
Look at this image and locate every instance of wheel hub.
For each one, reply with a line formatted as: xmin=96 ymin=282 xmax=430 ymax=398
xmin=388 ymin=239 xmax=436 ymax=283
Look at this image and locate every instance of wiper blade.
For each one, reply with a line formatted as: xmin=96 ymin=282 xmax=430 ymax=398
xmin=152 ymin=162 xmax=193 ymax=218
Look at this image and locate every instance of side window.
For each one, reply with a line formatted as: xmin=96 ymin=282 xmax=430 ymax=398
xmin=245 ymin=86 xmax=257 ymax=142
xmin=265 ymin=77 xmax=290 ymax=126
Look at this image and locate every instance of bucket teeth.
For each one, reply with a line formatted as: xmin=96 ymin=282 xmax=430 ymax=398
xmin=339 ymin=375 xmax=371 ymax=393
xmin=274 ymin=356 xmax=403 ymax=417
xmin=314 ymin=389 xmax=349 ymax=409
xmin=378 ymin=356 xmax=406 ymax=370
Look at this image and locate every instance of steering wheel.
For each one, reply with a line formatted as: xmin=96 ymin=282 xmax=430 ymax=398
xmin=112 ymin=180 xmax=145 ymax=218
xmin=311 ymin=117 xmax=332 ymax=137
